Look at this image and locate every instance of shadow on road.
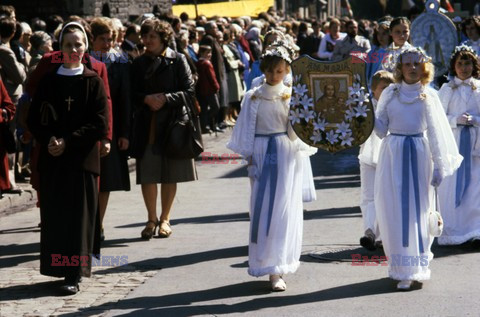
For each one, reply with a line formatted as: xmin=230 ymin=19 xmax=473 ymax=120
xmin=0 ymin=280 xmax=65 ymax=301
xmin=305 ymin=207 xmax=361 ymax=220
xmin=93 ymin=245 xmax=248 ymax=275
xmin=66 ymin=277 xmax=398 ymax=316
xmin=314 ymin=175 xmax=360 ymax=189
xmin=172 ymin=212 xmax=249 ymax=225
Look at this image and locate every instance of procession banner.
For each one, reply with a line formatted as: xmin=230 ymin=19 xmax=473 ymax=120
xmin=289 ymin=55 xmax=374 ymax=154
xmin=172 ymin=0 xmax=273 ymax=18
xmin=411 ymin=0 xmax=458 ymax=76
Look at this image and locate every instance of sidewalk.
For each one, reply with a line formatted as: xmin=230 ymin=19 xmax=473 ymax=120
xmin=1 ymin=129 xmax=479 ymax=316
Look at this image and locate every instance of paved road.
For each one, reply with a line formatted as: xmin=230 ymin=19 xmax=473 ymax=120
xmin=1 ymin=129 xmax=479 ymax=316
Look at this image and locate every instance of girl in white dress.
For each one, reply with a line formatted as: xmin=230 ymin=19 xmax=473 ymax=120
xmin=437 ymin=45 xmax=480 ymax=247
xmin=382 ymin=17 xmax=413 ymax=72
xmin=227 ymin=41 xmax=316 ymax=292
xmin=374 ymin=48 xmax=462 ymax=291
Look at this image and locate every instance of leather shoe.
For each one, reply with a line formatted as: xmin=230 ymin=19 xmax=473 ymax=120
xmin=360 ymin=231 xmax=376 ymax=251
xmin=60 ymin=284 xmax=79 ymax=295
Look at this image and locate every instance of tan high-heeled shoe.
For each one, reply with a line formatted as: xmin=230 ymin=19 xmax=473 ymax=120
xmin=158 ymin=220 xmax=172 ymax=238
xmin=141 ymin=219 xmax=158 ymax=240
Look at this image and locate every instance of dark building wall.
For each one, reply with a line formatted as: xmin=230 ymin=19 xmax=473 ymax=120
xmin=2 ymin=0 xmax=172 ymax=22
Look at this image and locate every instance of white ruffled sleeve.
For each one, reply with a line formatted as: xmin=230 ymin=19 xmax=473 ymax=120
xmin=226 ymin=90 xmax=257 ymax=157
xmin=437 ymin=83 xmax=457 ymax=128
xmin=374 ymin=84 xmax=394 ymax=139
xmin=425 ymin=87 xmax=463 ymax=178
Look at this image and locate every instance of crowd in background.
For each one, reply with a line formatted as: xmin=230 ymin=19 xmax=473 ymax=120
xmin=0 ymin=1 xmax=480 ymax=294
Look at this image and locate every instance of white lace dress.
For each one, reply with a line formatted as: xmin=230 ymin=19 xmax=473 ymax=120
xmin=437 ymin=77 xmax=480 ymax=245
xmin=374 ymin=81 xmax=462 ymax=281
xmin=227 ymin=82 xmax=316 ymax=277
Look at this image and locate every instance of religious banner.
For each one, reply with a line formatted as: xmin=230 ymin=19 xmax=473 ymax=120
xmin=289 ymin=55 xmax=374 ymax=153
xmin=411 ymin=0 xmax=458 ymax=76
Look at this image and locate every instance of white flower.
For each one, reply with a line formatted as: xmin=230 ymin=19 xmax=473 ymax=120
xmin=354 ymin=74 xmax=361 ymax=83
xmin=346 ymin=97 xmax=357 ymax=107
xmin=293 ymin=84 xmax=308 ymax=96
xmin=340 ymin=133 xmax=354 ymax=146
xmin=289 ymin=94 xmax=301 ymax=107
xmin=313 ymin=118 xmax=327 ymax=131
xmin=345 ymin=109 xmax=355 ymax=121
xmin=335 ymin=122 xmax=351 ymax=137
xmin=325 ymin=130 xmax=339 ymax=144
xmin=356 ymin=90 xmax=370 ymax=105
xmin=348 ymin=83 xmax=362 ymax=97
xmin=310 ymin=130 xmax=323 ymax=144
xmin=300 ymin=108 xmax=315 ymax=122
xmin=354 ymin=104 xmax=369 ymax=118
xmin=294 ymin=74 xmax=302 ymax=84
xmin=289 ymin=109 xmax=301 ymax=124
xmin=299 ymin=96 xmax=314 ymax=109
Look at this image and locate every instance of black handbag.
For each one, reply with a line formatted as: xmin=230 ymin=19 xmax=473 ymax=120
xmin=1 ymin=123 xmax=16 ymax=154
xmin=163 ymin=92 xmax=203 ymax=159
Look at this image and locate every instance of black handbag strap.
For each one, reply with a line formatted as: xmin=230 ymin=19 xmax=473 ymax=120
xmin=179 ymin=92 xmax=198 ymax=133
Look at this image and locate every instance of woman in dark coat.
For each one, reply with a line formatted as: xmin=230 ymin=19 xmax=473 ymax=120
xmin=27 ymin=22 xmax=108 ymax=294
xmin=130 ymin=18 xmax=197 ymax=240
xmin=90 ymin=17 xmax=132 ymax=241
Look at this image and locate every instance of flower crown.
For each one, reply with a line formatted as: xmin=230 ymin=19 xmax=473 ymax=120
xmin=451 ymin=44 xmax=477 ymax=59
xmin=262 ymin=40 xmax=294 ymax=64
xmin=378 ymin=20 xmax=391 ymax=28
xmin=397 ymin=47 xmax=432 ymax=64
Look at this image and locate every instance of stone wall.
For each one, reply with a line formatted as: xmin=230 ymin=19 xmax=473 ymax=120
xmin=4 ymin=0 xmax=172 ymax=23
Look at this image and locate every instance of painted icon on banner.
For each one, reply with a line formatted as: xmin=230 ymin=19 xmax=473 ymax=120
xmin=289 ymin=55 xmax=374 ymax=153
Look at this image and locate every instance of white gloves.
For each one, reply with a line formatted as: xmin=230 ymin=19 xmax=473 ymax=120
xmin=431 ymin=169 xmax=443 ymax=187
xmin=457 ymin=113 xmax=470 ymax=125
xmin=467 ymin=115 xmax=478 ymax=126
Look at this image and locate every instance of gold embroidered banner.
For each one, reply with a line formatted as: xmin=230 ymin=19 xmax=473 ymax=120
xmin=289 ymin=55 xmax=374 ymax=153
xmin=172 ymin=0 xmax=273 ymax=18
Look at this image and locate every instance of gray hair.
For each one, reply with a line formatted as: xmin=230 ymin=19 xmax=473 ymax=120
xmin=29 ymin=30 xmax=51 ymax=51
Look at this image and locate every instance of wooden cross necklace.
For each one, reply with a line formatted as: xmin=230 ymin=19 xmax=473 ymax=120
xmin=65 ymin=96 xmax=74 ymax=111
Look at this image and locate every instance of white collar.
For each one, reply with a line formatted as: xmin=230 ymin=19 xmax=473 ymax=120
xmin=259 ymin=82 xmax=286 ymax=99
xmin=389 ymin=41 xmax=412 ymax=51
xmin=454 ymin=76 xmax=473 ymax=86
xmin=57 ymin=64 xmax=84 ymax=76
xmin=401 ymin=80 xmax=422 ymax=92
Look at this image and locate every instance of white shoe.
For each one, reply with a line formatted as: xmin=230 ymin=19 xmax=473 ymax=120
xmin=397 ymin=280 xmax=413 ymax=291
xmin=270 ymin=275 xmax=286 ymax=292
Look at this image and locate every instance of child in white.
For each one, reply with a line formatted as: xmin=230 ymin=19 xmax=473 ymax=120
xmin=382 ymin=17 xmax=413 ymax=72
xmin=227 ymin=41 xmax=316 ymax=292
xmin=437 ymin=45 xmax=480 ymax=247
xmin=358 ymin=70 xmax=394 ymax=250
xmin=374 ymin=48 xmax=462 ymax=290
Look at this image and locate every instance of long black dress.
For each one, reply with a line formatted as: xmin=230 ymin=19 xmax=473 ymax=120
xmin=27 ymin=65 xmax=108 ymax=278
xmin=99 ymin=53 xmax=131 ymax=192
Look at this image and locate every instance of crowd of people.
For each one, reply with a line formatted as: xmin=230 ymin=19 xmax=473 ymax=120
xmin=0 ymin=3 xmax=480 ymax=295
